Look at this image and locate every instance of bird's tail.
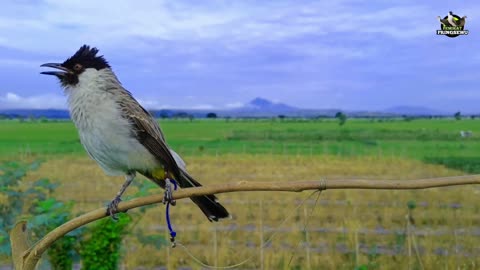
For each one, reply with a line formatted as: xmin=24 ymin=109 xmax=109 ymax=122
xmin=177 ymin=169 xmax=230 ymax=222
xmin=143 ymin=169 xmax=230 ymax=222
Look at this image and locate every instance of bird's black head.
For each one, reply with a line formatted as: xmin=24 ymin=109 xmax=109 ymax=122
xmin=40 ymin=45 xmax=110 ymax=87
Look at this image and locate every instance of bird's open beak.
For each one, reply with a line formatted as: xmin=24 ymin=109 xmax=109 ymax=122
xmin=40 ymin=63 xmax=72 ymax=76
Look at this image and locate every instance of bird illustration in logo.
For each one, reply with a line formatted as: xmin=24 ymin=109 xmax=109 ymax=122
xmin=437 ymin=11 xmax=467 ymax=27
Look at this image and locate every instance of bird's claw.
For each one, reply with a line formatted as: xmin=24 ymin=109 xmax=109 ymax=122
xmin=106 ymin=196 xmax=122 ymax=221
xmin=162 ymin=179 xmax=176 ymax=206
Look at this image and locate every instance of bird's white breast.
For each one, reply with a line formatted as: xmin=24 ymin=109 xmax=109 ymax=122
xmin=66 ymin=69 xmax=159 ymax=175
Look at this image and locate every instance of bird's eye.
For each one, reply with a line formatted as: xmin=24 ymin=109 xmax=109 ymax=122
xmin=73 ymin=63 xmax=83 ymax=71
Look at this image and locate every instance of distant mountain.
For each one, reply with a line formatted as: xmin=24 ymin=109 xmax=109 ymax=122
xmin=383 ymin=106 xmax=448 ymax=116
xmin=238 ymin=97 xmax=297 ymax=112
xmin=0 ymin=99 xmax=458 ymax=119
xmin=0 ymin=109 xmax=70 ymax=119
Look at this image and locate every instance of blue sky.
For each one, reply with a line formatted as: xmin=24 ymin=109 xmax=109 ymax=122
xmin=0 ymin=1 xmax=478 ymax=112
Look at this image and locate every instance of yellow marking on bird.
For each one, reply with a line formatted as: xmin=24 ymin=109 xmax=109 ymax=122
xmin=152 ymin=168 xmax=166 ymax=179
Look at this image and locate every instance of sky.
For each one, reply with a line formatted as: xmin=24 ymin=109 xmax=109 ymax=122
xmin=0 ymin=1 xmax=478 ymax=112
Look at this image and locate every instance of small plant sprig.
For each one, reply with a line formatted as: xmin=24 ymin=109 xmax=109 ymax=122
xmin=79 ymin=213 xmax=132 ymax=270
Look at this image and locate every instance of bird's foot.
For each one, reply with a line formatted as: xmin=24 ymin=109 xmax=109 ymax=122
xmin=162 ymin=178 xmax=177 ymax=206
xmin=106 ymin=196 xmax=122 ymax=221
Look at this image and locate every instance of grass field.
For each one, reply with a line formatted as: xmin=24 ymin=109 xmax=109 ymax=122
xmin=2 ymin=118 xmax=480 ymax=269
xmin=2 ymin=118 xmax=480 ymax=161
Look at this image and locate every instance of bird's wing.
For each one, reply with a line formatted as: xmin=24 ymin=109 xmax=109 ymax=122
xmin=117 ymin=90 xmax=180 ymax=178
xmin=437 ymin=17 xmax=447 ymax=26
xmin=170 ymin=149 xmax=187 ymax=170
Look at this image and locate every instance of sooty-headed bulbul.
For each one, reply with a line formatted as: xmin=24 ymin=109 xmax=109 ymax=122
xmin=40 ymin=45 xmax=229 ymax=221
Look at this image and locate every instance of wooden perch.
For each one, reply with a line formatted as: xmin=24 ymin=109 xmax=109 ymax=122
xmin=10 ymin=175 xmax=480 ymax=270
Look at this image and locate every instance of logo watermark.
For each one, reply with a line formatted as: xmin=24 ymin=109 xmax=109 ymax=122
xmin=436 ymin=11 xmax=468 ymax=38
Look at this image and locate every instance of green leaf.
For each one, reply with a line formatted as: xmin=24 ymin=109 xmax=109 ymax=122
xmin=37 ymin=198 xmax=58 ymax=212
xmin=407 ymin=200 xmax=416 ymax=210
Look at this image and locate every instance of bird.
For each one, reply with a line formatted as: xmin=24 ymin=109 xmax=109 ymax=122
xmin=447 ymin=11 xmax=456 ymax=26
xmin=40 ymin=45 xmax=230 ymax=222
xmin=446 ymin=12 xmax=467 ymax=27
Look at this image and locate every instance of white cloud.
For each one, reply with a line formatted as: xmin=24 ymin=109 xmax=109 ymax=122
xmin=0 ymin=92 xmax=218 ymax=110
xmin=0 ymin=1 xmax=245 ymax=53
xmin=189 ymin=104 xmax=214 ymax=110
xmin=136 ymin=98 xmax=165 ymax=109
xmin=136 ymin=98 xmax=214 ymax=110
xmin=6 ymin=92 xmax=20 ymax=101
xmin=0 ymin=92 xmax=67 ymax=109
xmin=0 ymin=1 xmax=451 ymax=55
xmin=224 ymin=102 xmax=244 ymax=109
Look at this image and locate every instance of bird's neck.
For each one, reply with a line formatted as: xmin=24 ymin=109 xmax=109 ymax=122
xmin=66 ymin=69 xmax=122 ymax=130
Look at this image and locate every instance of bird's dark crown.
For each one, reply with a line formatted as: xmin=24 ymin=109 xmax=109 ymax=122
xmin=62 ymin=45 xmax=110 ymax=71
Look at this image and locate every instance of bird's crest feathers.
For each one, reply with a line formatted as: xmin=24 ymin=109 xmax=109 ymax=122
xmin=63 ymin=45 xmax=110 ymax=70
